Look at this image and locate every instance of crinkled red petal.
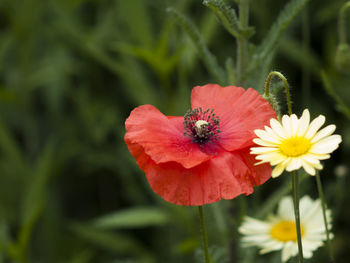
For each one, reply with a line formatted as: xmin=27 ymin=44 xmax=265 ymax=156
xmin=125 ymin=105 xmax=214 ymax=169
xmin=144 ymin=149 xmax=271 ymax=206
xmin=238 ymin=147 xmax=272 ymax=186
xmin=191 ymin=84 xmax=276 ymax=151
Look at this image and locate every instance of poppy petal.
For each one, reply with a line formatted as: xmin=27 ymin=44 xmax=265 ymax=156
xmin=145 ymin=150 xmax=270 ymax=206
xmin=191 ymin=85 xmax=276 ymax=151
xmin=125 ymin=105 xmax=213 ymax=169
xmin=239 ymin=148 xmax=272 ymax=186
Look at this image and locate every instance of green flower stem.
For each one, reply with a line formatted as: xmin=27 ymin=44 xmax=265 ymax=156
xmin=198 ymin=206 xmax=210 ymax=263
xmin=292 ymin=171 xmax=304 ymax=263
xmin=338 ymin=1 xmax=350 ymax=45
xmin=264 ymin=71 xmax=292 ymax=115
xmin=265 ymin=72 xmax=304 ymax=262
xmin=316 ymin=173 xmax=334 ymax=262
xmin=236 ymin=0 xmax=249 ymax=84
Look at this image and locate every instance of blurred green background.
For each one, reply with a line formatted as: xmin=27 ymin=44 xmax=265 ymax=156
xmin=0 ymin=0 xmax=349 ymax=262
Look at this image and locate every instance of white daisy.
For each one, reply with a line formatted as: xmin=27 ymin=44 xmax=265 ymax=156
xmin=239 ymin=196 xmax=332 ymax=262
xmin=251 ymin=109 xmax=342 ymax=177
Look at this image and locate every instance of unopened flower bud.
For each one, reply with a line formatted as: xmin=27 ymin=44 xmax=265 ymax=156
xmin=262 ymin=94 xmax=280 ymax=116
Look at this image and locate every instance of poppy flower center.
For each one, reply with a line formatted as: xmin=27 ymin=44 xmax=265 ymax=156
xmin=183 ymin=108 xmax=221 ymax=144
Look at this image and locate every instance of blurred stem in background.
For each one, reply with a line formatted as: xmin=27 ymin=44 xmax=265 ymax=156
xmin=302 ymin=8 xmax=310 ymax=107
xmin=315 ymin=173 xmax=334 ymax=262
xmin=338 ymin=1 xmax=350 ymax=45
xmin=236 ymin=0 xmax=250 ymax=85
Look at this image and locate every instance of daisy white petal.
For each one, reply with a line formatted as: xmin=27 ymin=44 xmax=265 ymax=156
xmin=270 ymin=118 xmax=287 ymax=138
xmin=310 ymin=135 xmax=342 ymax=154
xmin=253 ymin=138 xmax=279 ymax=147
xmin=286 ymin=158 xmax=303 ymax=171
xmin=277 ymin=196 xmax=295 ymax=220
xmin=282 ymin=115 xmax=292 ymax=137
xmin=311 ymin=124 xmax=336 ymax=143
xmin=290 ymin=114 xmax=299 ymax=136
xmin=282 ymin=242 xmax=295 ymax=262
xmin=254 ymin=129 xmax=281 ymax=144
xmin=297 ymin=109 xmax=310 ymax=136
xmin=305 ymin=114 xmax=325 ymax=139
xmin=272 ymin=163 xmax=285 ymax=178
xmin=301 ymin=159 xmax=316 ymax=175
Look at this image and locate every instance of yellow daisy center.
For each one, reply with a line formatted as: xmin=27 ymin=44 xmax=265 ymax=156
xmin=280 ymin=137 xmax=311 ymax=157
xmin=270 ymin=220 xmax=304 ymax=242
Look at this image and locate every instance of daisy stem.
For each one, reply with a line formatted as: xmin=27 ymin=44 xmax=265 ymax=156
xmin=291 ymin=171 xmax=304 ymax=263
xmin=264 ymin=71 xmax=292 ymax=115
xmin=316 ymin=173 xmax=334 ymax=262
xmin=198 ymin=206 xmax=211 ymax=263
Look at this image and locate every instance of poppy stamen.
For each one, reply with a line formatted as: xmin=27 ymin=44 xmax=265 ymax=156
xmin=183 ymin=107 xmax=221 ymax=144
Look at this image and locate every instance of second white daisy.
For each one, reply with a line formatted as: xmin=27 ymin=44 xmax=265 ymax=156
xmin=251 ymin=109 xmax=342 ymax=177
xmin=239 ymin=195 xmax=332 ymax=262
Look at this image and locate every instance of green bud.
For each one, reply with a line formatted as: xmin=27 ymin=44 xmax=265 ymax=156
xmin=335 ymin=43 xmax=350 ymax=74
xmin=262 ymin=93 xmax=280 ymax=116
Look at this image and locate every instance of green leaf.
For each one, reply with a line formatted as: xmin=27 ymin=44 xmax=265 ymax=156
xmin=90 ymin=207 xmax=168 ymax=229
xmin=0 ymin=118 xmax=26 ymax=174
xmin=248 ymin=0 xmax=311 ymax=76
xmin=17 ymin=140 xmax=56 ymax=258
xmin=70 ymin=223 xmax=151 ymax=259
xmin=116 ymin=0 xmax=154 ymax=47
xmin=167 ymin=8 xmax=226 ymax=84
xmin=203 ymin=0 xmax=241 ymax=38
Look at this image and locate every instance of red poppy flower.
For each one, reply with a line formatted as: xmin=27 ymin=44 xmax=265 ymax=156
xmin=125 ymin=84 xmax=276 ymax=206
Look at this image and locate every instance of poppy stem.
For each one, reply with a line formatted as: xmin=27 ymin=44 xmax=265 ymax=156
xmin=315 ymin=173 xmax=334 ymax=262
xmin=198 ymin=206 xmax=210 ymax=263
xmin=291 ymin=171 xmax=304 ymax=263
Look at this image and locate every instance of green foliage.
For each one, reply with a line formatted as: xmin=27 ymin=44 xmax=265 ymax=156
xmin=0 ymin=0 xmax=349 ymax=262
xmin=90 ymin=207 xmax=169 ymax=229
xmin=203 ymin=0 xmax=241 ymax=39
xmin=167 ymin=7 xmax=227 ymax=84
xmin=248 ymin=0 xmax=311 ymax=81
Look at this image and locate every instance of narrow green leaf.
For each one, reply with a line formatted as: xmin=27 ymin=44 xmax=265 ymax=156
xmin=225 ymin=57 xmax=235 ymax=85
xmin=52 ymin=4 xmax=157 ymax=105
xmin=91 ymin=207 xmax=168 ymax=229
xmin=249 ymin=0 xmax=311 ymax=75
xmin=116 ymin=0 xmax=154 ymax=47
xmin=167 ymin=8 xmax=226 ymax=84
xmin=17 ymin=140 xmax=56 ymax=258
xmin=0 ymin=118 xmax=26 ymax=173
xmin=203 ymin=0 xmax=241 ymax=38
